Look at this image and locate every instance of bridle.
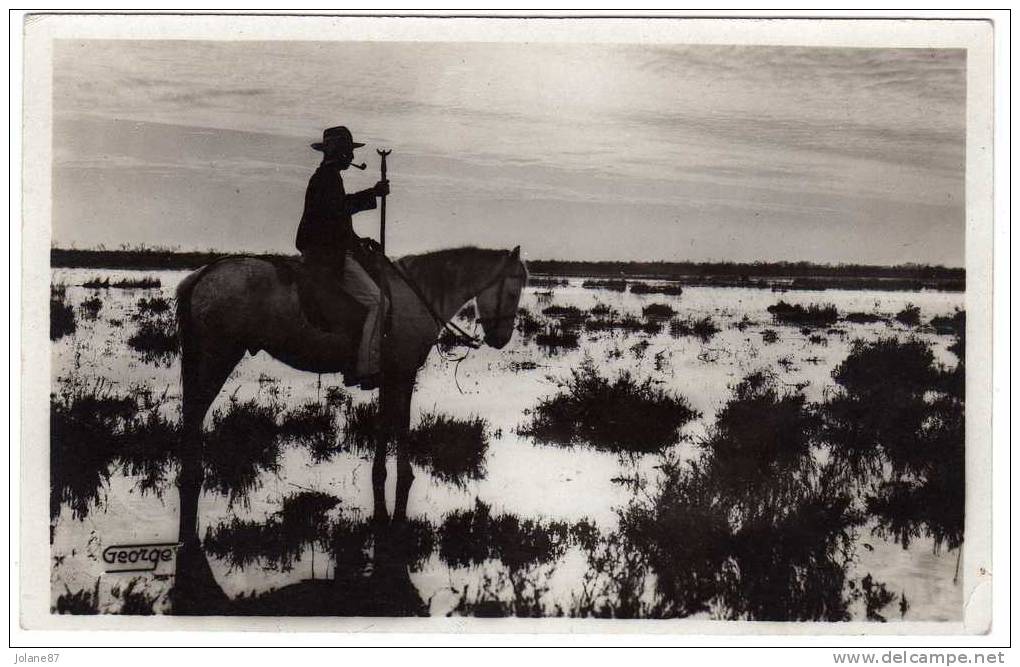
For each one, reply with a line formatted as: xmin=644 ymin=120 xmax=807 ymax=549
xmin=383 ymin=251 xmax=523 ymax=350
xmin=475 ymin=267 xmax=525 ymax=330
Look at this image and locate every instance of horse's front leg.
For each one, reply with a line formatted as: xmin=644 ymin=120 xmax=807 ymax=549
xmin=371 ymin=397 xmax=390 ymax=523
xmin=390 ymin=375 xmax=417 ymax=522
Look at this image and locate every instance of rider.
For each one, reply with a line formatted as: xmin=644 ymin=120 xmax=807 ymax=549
xmin=296 ymin=126 xmax=389 ymax=389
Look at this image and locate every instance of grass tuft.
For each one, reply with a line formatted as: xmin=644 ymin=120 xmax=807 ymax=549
xmin=518 ymin=360 xmax=699 ymax=452
xmin=767 ymin=301 xmax=839 ymax=327
xmin=203 ymin=397 xmax=283 ymax=508
xmin=581 ymin=279 xmax=627 ymax=292
xmin=50 ymin=286 xmax=77 ymax=340
xmin=409 ymin=412 xmax=490 ymax=486
xmin=894 ymin=304 xmax=921 ymax=327
xmin=630 ymin=282 xmax=684 ymax=296
xmin=668 ymin=316 xmax=720 ymax=341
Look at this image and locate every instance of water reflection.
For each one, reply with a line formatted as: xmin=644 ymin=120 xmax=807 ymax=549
xmin=49 ymin=271 xmax=965 ymax=619
xmin=209 ymin=444 xmax=429 ymax=616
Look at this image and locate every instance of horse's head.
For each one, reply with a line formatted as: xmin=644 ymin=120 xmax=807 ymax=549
xmin=476 ymin=246 xmax=527 ymax=349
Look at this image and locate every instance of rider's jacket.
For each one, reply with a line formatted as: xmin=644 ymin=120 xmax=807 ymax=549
xmin=296 ymin=162 xmax=377 ymax=266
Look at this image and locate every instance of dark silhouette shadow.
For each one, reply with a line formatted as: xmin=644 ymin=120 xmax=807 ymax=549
xmin=209 ymin=443 xmax=428 ymax=616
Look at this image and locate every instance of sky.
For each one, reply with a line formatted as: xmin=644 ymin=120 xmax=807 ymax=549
xmin=51 ymin=40 xmax=966 ymax=265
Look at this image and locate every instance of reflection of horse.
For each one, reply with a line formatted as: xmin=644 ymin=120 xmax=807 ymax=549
xmin=231 ymin=443 xmax=430 ymax=617
xmin=172 ymin=246 xmax=527 ymax=613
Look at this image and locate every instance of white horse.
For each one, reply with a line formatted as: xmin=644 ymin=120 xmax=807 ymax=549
xmin=172 ymin=246 xmax=526 ymax=612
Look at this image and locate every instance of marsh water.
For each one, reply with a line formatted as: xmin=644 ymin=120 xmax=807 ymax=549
xmin=49 ymin=267 xmax=963 ymax=620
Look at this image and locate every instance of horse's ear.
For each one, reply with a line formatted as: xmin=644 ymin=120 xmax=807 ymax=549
xmin=510 ymin=245 xmax=520 ymax=259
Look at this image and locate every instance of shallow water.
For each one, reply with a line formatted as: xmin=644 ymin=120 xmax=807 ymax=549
xmin=50 ymin=268 xmax=963 ymax=619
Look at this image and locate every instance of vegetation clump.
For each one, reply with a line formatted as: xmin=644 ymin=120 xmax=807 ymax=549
xmin=584 ymin=316 xmax=661 ymax=335
xmin=515 ymin=307 xmax=543 ymax=338
xmin=78 ymin=295 xmax=104 ymax=320
xmin=280 ymin=400 xmax=343 ymax=462
xmin=767 ymin=301 xmax=839 ymax=327
xmin=528 ymin=276 xmax=568 ymax=288
xmin=50 ymin=380 xmax=180 ymax=519
xmin=581 ymin=279 xmax=627 ymax=292
xmin=844 ymin=312 xmax=887 ymax=324
xmin=203 ymin=397 xmax=283 ymax=508
xmin=136 ymin=296 xmax=172 ymax=315
xmin=642 ymin=303 xmax=676 ymax=320
xmin=204 ymin=490 xmax=341 ymax=572
xmin=83 ymin=276 xmax=162 ymax=289
xmin=535 ymin=325 xmax=580 ymax=351
xmin=630 ymin=282 xmax=683 ymax=296
xmin=620 ymin=371 xmax=867 ymax=621
xmin=668 ymin=316 xmax=720 ymax=341
xmin=822 ymin=337 xmax=964 ymax=551
xmin=127 ymin=317 xmax=179 ymax=365
xmin=518 ymin=360 xmax=699 ymax=452
xmin=541 ymin=305 xmax=588 ymax=330
xmin=408 ymin=412 xmax=490 ymax=486
xmin=894 ymin=304 xmax=922 ymax=327
xmin=438 ymin=499 xmax=572 ymax=572
xmin=50 ymin=285 xmax=77 ymax=340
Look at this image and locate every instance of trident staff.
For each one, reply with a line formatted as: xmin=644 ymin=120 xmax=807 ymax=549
xmin=377 ymin=148 xmax=392 ymax=254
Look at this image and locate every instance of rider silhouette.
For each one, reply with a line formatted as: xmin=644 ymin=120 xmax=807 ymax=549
xmin=297 ymin=126 xmax=389 ymax=389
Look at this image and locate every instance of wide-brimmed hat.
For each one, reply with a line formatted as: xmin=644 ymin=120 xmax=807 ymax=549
xmin=310 ymin=126 xmax=365 ymax=152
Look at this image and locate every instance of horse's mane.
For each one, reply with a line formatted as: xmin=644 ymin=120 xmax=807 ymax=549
xmin=396 ymin=246 xmax=527 ymax=299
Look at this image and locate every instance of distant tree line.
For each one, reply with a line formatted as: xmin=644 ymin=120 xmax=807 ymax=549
xmin=50 ymin=247 xmax=965 ymax=287
xmin=51 ymin=247 xmax=289 ymax=271
xmin=526 ymin=259 xmax=964 ymax=281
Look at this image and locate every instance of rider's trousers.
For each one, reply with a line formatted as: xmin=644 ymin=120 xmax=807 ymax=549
xmin=341 ymin=250 xmax=384 ymax=377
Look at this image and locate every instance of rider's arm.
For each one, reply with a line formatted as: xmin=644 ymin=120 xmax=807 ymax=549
xmin=343 ymin=189 xmax=378 ymax=216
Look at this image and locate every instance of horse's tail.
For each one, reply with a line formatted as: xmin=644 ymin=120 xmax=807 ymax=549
xmin=175 ymin=267 xmax=204 ymax=376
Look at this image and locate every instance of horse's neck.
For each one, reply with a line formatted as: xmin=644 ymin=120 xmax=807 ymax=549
xmin=397 ymin=251 xmax=502 ymax=322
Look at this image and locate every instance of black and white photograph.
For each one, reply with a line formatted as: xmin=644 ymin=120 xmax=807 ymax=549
xmin=18 ymin=14 xmax=997 ymax=635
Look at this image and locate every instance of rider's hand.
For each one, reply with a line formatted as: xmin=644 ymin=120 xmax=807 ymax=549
xmin=374 ymin=180 xmax=390 ymax=197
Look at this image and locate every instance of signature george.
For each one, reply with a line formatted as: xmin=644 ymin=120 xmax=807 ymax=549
xmin=101 ymin=542 xmax=180 ymax=574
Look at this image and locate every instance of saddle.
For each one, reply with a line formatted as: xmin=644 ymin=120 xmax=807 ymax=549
xmin=267 ymin=249 xmax=388 ymax=342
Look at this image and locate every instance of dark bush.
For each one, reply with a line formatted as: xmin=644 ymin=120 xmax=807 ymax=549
xmin=621 ymin=372 xmax=863 ymax=621
xmin=518 ymin=360 xmax=699 ymax=452
xmin=50 ymin=384 xmax=134 ymax=519
xmin=528 ymin=276 xmax=568 ymax=288
xmin=767 ymin=301 xmax=839 ymax=327
xmin=535 ymin=325 xmax=580 ymax=351
xmin=844 ymin=312 xmax=887 ymax=324
xmin=894 ymin=304 xmax=921 ymax=327
xmin=582 ymin=279 xmax=627 ymax=292
xmin=630 ymin=282 xmax=683 ymax=296
xmin=668 ymin=316 xmax=720 ymax=341
xmin=642 ymin=303 xmax=676 ymax=319
xmin=78 ymin=295 xmax=103 ymax=320
xmin=203 ymin=398 xmax=283 ymax=507
xmin=51 ymin=287 xmax=77 ymax=340
xmin=127 ymin=316 xmax=179 ymax=365
xmin=515 ymin=307 xmax=543 ymax=338
xmin=821 ymin=337 xmax=964 ymax=551
xmin=280 ymin=400 xmax=343 ymax=462
xmin=409 ymin=412 xmax=490 ymax=486
xmin=438 ymin=499 xmax=572 ymax=572
xmin=136 ymin=296 xmax=172 ymax=316
xmin=585 ymin=316 xmax=662 ymax=335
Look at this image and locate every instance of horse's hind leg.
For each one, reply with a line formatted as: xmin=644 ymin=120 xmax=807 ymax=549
xmin=173 ymin=340 xmax=243 ymax=614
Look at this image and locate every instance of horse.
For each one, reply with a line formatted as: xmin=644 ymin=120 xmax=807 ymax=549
xmin=171 ymin=245 xmax=527 ymax=612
